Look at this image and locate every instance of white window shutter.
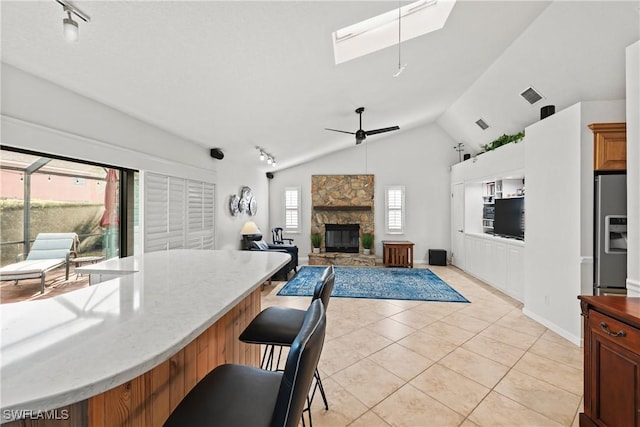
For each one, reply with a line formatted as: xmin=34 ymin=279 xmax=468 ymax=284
xmin=144 ymin=172 xmax=215 ymax=252
xmin=284 ymin=187 xmax=301 ymax=232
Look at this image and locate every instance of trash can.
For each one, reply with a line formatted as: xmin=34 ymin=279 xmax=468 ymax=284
xmin=428 ymin=249 xmax=447 ymax=266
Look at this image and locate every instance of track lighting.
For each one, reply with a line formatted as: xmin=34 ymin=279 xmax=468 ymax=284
xmin=255 ymin=147 xmax=276 ymax=167
xmin=56 ymin=1 xmax=91 ymax=43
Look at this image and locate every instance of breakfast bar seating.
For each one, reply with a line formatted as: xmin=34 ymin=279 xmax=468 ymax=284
xmin=0 ymin=249 xmax=291 ymax=427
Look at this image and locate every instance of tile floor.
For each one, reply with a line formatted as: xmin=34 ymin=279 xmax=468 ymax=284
xmin=262 ymin=265 xmax=583 ymax=427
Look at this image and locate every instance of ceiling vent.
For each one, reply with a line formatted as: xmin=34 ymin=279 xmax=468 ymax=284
xmin=475 ymin=119 xmax=489 ymax=130
xmin=520 ymin=86 xmax=543 ymax=105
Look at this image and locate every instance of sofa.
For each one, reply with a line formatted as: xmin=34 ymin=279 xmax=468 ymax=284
xmin=250 ymin=240 xmax=298 ymax=281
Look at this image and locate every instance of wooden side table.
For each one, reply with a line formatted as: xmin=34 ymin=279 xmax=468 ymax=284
xmin=382 ymin=241 xmax=414 ymax=268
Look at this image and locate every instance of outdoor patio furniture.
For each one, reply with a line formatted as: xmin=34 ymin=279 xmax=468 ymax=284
xmin=0 ymin=233 xmax=79 ymax=294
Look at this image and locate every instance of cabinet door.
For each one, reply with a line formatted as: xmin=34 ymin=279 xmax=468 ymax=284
xmin=590 ymin=123 xmax=627 ymax=171
xmin=491 ymin=242 xmax=507 ymax=292
xmin=506 ymin=245 xmax=525 ymax=301
xmin=451 ymin=183 xmax=465 ymax=269
xmin=586 ymin=311 xmax=640 ymax=427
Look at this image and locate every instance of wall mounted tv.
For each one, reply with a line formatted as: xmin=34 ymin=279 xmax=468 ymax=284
xmin=494 ymin=197 xmax=525 ymax=239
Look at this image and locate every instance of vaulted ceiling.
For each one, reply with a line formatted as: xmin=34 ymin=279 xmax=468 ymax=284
xmin=2 ymin=1 xmax=638 ymax=170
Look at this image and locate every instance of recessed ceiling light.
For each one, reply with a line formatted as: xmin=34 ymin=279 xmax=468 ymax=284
xmin=332 ymin=0 xmax=457 ymax=64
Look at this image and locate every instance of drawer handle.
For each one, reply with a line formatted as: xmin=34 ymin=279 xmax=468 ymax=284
xmin=600 ymin=322 xmax=626 ymax=338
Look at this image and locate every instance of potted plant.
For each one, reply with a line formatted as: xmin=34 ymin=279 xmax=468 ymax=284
xmin=310 ymin=233 xmax=322 ymax=253
xmin=361 ymin=233 xmax=374 ymax=255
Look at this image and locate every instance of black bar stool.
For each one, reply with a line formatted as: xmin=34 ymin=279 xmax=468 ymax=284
xmin=239 ymin=266 xmax=335 ymax=417
xmin=163 ymin=299 xmax=326 ymax=427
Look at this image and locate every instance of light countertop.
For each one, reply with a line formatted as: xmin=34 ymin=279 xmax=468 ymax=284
xmin=0 ymin=249 xmax=290 ymax=420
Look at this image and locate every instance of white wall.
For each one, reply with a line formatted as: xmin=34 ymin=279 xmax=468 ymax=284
xmin=268 ymin=123 xmax=458 ymax=262
xmin=626 ymin=41 xmax=640 ymax=297
xmin=0 ymin=64 xmax=262 ymax=250
xmin=523 ymin=101 xmax=625 ymax=345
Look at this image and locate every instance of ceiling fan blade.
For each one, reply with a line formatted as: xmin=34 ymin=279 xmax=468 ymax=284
xmin=325 ymin=128 xmax=356 ymax=135
xmin=365 ymin=126 xmax=400 ymax=136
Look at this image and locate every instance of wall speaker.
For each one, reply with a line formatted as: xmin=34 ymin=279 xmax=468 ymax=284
xmin=266 ymin=172 xmax=274 ymax=179
xmin=463 ymin=153 xmax=471 ymax=161
xmin=210 ymin=148 xmax=224 ymax=160
xmin=540 ymin=105 xmax=555 ymax=120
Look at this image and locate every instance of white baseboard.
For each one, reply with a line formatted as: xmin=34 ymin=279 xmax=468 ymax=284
xmin=522 ymin=307 xmax=582 ymax=347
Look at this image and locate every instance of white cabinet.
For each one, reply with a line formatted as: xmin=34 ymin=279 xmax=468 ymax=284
xmin=463 ymin=233 xmax=524 ymax=302
xmin=506 ymin=245 xmax=524 ymax=301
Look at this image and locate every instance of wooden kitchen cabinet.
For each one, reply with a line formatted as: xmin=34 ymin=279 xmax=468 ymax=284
xmin=578 ymin=296 xmax=640 ymax=427
xmin=589 ymin=122 xmax=627 ymax=171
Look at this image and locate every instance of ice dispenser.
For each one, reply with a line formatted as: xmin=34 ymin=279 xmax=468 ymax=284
xmin=605 ymin=215 xmax=627 ymax=254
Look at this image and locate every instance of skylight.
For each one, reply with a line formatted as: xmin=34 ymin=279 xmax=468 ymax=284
xmin=332 ymin=0 xmax=457 ymax=64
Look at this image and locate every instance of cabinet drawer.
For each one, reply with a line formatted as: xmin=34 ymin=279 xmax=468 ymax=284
xmin=589 ymin=310 xmax=640 ymax=353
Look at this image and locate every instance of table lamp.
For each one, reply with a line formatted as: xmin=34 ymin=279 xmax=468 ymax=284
xmin=241 ymin=221 xmax=262 ymax=249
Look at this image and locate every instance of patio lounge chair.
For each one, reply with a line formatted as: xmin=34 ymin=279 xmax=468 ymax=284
xmin=0 ymin=233 xmax=79 ymax=294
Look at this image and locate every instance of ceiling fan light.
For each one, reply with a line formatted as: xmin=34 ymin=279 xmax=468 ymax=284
xmin=63 ymin=16 xmax=79 ymax=42
xmin=267 ymin=157 xmax=272 ymax=165
xmin=259 ymin=151 xmax=265 ymax=161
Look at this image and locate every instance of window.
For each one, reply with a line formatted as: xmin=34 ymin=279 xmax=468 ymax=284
xmin=284 ymin=187 xmax=301 ymax=232
xmin=0 ymin=147 xmax=137 ymax=266
xmin=332 ymin=0 xmax=456 ymax=64
xmin=386 ymin=186 xmax=405 ymax=234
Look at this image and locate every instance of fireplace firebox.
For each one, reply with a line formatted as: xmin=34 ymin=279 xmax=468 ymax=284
xmin=325 ymin=224 xmax=360 ymax=253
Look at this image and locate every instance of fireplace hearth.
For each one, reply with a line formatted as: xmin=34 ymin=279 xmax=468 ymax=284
xmin=325 ymin=224 xmax=359 ymax=253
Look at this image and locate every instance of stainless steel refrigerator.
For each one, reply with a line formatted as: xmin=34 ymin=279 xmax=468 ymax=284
xmin=594 ymin=173 xmax=628 ymax=295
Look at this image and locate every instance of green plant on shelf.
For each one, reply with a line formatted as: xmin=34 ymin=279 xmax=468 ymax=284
xmin=481 ymin=131 xmax=525 ymax=152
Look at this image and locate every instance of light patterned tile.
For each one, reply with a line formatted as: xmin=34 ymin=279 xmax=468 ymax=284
xmin=479 ymin=324 xmax=539 ymax=350
xmin=440 ymin=311 xmax=492 ymax=334
xmin=319 ymin=338 xmax=364 ymax=376
xmin=439 ymin=347 xmax=510 ymax=388
xmin=528 ymin=337 xmax=583 ymax=369
xmin=368 ymin=343 xmax=434 ymax=381
xmin=332 ymin=358 xmax=404 ymax=408
xmin=308 ymin=377 xmax=368 ymax=427
xmin=348 ymin=410 xmax=390 ymax=427
xmin=462 ymin=334 xmax=526 ymax=367
xmin=390 ymin=310 xmax=440 ymax=329
xmin=495 ymin=310 xmax=548 ymax=338
xmin=410 ymin=364 xmax=490 ymax=416
xmin=268 ymin=265 xmax=584 ymax=426
xmin=495 ymin=370 xmax=582 ymax=426
xmin=373 ymin=384 xmax=464 ymax=427
xmin=366 ymin=317 xmax=417 ymax=342
xmin=334 ymin=327 xmax=394 ymax=357
xmin=468 ymin=391 xmax=563 ymax=426
xmin=397 ymin=330 xmax=458 ymax=361
xmin=513 ymin=352 xmax=583 ymax=396
xmin=421 ymin=320 xmax=476 ymax=346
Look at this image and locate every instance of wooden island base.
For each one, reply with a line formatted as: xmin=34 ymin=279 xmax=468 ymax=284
xmin=5 ymin=289 xmax=261 ymax=427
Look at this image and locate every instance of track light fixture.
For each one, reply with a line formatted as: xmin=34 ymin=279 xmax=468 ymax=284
xmin=56 ymin=0 xmax=90 ymax=42
xmin=255 ymin=147 xmax=276 ymax=168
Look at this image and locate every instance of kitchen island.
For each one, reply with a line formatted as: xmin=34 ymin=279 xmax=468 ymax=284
xmin=1 ymin=249 xmax=290 ymax=426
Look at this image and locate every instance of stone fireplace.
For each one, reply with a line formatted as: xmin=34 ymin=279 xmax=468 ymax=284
xmin=310 ymin=175 xmax=375 ymax=266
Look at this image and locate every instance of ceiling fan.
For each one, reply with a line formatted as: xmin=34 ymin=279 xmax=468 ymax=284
xmin=325 ymin=107 xmax=400 ymax=144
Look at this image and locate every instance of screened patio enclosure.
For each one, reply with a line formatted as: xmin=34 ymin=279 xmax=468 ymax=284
xmin=0 ymin=149 xmax=121 ymax=267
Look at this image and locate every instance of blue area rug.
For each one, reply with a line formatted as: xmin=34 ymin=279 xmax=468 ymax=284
xmin=278 ymin=266 xmax=469 ymax=303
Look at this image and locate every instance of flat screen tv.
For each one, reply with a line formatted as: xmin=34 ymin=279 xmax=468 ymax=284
xmin=494 ymin=197 xmax=524 ymax=239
